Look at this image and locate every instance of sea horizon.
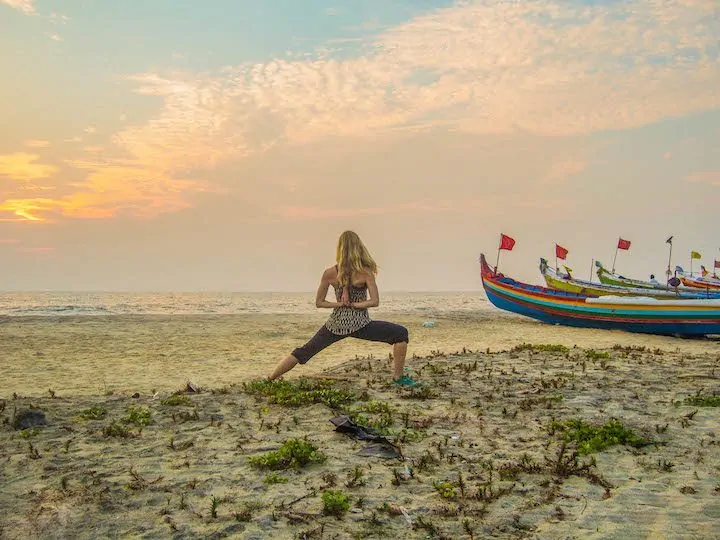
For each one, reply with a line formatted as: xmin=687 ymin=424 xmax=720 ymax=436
xmin=0 ymin=290 xmax=491 ymax=317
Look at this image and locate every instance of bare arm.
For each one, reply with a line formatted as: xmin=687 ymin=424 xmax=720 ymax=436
xmin=315 ymin=268 xmax=343 ymax=309
xmin=350 ymin=272 xmax=379 ymax=309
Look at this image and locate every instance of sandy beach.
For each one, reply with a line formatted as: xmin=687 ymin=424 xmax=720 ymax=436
xmin=1 ymin=313 xmax=719 ymax=539
xmin=1 ymin=312 xmax=719 ymax=398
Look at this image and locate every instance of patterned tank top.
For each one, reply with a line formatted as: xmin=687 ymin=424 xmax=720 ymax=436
xmin=325 ymin=281 xmax=371 ymax=336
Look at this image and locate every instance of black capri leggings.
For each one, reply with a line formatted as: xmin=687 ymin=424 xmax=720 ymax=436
xmin=292 ymin=321 xmax=409 ymax=364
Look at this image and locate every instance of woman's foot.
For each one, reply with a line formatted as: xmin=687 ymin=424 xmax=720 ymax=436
xmin=391 ymin=375 xmax=420 ymax=388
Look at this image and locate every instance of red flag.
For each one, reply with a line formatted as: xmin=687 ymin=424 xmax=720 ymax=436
xmin=555 ymin=244 xmax=568 ymax=260
xmin=499 ymin=234 xmax=516 ymax=251
xmin=617 ymin=238 xmax=631 ymax=250
xmin=715 ymin=260 xmax=720 ymax=269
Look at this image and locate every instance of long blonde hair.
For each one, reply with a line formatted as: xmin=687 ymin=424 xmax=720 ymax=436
xmin=336 ymin=231 xmax=378 ymax=287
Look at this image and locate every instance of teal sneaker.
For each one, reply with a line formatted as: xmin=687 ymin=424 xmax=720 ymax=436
xmin=403 ymin=367 xmax=418 ymax=377
xmin=392 ymin=375 xmax=421 ymax=388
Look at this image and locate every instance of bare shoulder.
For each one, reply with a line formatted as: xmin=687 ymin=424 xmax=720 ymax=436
xmin=359 ymin=268 xmax=377 ymax=282
xmin=322 ymin=266 xmax=338 ymax=281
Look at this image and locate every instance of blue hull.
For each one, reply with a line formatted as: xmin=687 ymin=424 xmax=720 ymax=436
xmin=485 ymin=284 xmax=719 ymax=337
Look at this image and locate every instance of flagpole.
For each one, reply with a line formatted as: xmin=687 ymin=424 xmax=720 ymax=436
xmin=666 ymin=238 xmax=673 ymax=287
xmin=611 ymin=239 xmax=619 ymax=273
xmin=589 ymin=259 xmax=594 ymax=282
xmin=495 ymin=235 xmax=501 ymax=274
xmin=690 ymin=253 xmax=693 ymax=277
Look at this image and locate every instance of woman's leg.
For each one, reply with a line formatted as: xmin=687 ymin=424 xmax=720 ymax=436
xmin=351 ymin=321 xmax=410 ymax=380
xmin=391 ymin=341 xmax=408 ymax=379
xmin=267 ymin=326 xmax=345 ymax=380
xmin=268 ymin=354 xmax=300 ymax=380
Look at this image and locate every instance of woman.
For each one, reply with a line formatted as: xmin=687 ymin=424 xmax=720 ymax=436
xmin=267 ymin=230 xmax=419 ymax=387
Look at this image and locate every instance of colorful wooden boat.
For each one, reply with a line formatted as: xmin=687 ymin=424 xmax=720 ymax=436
xmin=675 ymin=266 xmax=720 ymax=291
xmin=480 ymin=254 xmax=720 ymax=336
xmin=540 ymin=259 xmax=720 ymax=299
xmin=595 ymin=262 xmax=662 ymax=290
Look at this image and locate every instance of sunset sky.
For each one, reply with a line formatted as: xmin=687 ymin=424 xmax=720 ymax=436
xmin=1 ymin=0 xmax=718 ymax=292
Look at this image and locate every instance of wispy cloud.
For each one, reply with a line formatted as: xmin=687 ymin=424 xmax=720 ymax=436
xmin=0 ymin=198 xmax=57 ymax=221
xmin=119 ymin=0 xmax=717 ymax=153
xmin=685 ymin=170 xmax=720 ymax=186
xmin=273 ymin=193 xmax=578 ymax=222
xmin=542 ymin=159 xmax=588 ymax=185
xmin=0 ymin=153 xmax=57 ymax=181
xmin=49 ymin=11 xmax=70 ymax=24
xmin=1 ymin=0 xmax=35 ymax=15
xmin=3 ymin=0 xmax=718 ymax=223
xmin=24 ymin=140 xmax=50 ymax=148
xmin=18 ymin=246 xmax=55 ymax=253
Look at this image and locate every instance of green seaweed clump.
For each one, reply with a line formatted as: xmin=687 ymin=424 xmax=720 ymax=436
xmin=122 ymin=406 xmax=153 ymax=426
xmin=243 ymin=378 xmax=355 ymax=409
xmin=683 ymin=391 xmax=720 ymax=407
xmin=433 ymin=480 xmax=457 ymax=499
xmin=248 ymin=438 xmax=327 ymax=470
xmin=161 ymin=394 xmax=193 ymax=407
xmin=322 ymin=490 xmax=350 ymax=518
xmin=263 ymin=472 xmax=289 ymax=484
xmin=550 ymin=418 xmax=650 ymax=454
xmin=79 ymin=406 xmax=107 ymax=420
xmin=347 ymin=400 xmax=394 ymax=431
xmin=103 ymin=421 xmax=131 ymax=438
xmin=511 ymin=343 xmax=569 ymax=354
xmin=584 ymin=349 xmax=611 ymax=360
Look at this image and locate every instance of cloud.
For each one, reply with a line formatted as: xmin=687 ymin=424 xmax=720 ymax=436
xmin=24 ymin=140 xmax=50 ymax=148
xmin=685 ymin=170 xmax=720 ymax=186
xmin=117 ymin=0 xmax=717 ymax=154
xmin=5 ymin=0 xmax=719 ymax=222
xmin=1 ymin=0 xmax=35 ymax=14
xmin=49 ymin=12 xmax=70 ymax=24
xmin=0 ymin=153 xmax=57 ymax=181
xmin=542 ymin=158 xmax=588 ymax=185
xmin=17 ymin=246 xmax=55 ymax=253
xmin=272 ymin=193 xmax=578 ymax=222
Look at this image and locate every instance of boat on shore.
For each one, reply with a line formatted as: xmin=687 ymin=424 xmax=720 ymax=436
xmin=540 ymin=259 xmax=720 ymax=299
xmin=480 ymin=254 xmax=720 ymax=337
xmin=595 ymin=262 xmax=664 ymax=290
xmin=675 ymin=266 xmax=720 ymax=291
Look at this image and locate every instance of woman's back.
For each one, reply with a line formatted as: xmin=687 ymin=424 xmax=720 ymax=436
xmin=326 ymin=266 xmax=371 ymax=335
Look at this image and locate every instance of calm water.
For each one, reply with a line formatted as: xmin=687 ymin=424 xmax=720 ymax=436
xmin=0 ymin=291 xmax=492 ymax=317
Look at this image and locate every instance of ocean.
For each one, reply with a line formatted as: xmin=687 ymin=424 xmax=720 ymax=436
xmin=0 ymin=291 xmax=492 ymax=317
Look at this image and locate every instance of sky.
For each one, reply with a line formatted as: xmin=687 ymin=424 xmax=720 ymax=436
xmin=0 ymin=0 xmax=718 ymax=292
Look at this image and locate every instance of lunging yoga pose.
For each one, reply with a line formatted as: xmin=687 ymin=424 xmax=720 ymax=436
xmin=268 ymin=230 xmax=418 ymax=387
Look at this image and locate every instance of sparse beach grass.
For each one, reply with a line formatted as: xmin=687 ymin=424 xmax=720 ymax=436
xmin=1 ymin=340 xmax=719 ymax=539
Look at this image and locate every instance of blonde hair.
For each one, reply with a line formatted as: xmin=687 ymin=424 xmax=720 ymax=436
xmin=336 ymin=231 xmax=378 ymax=287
